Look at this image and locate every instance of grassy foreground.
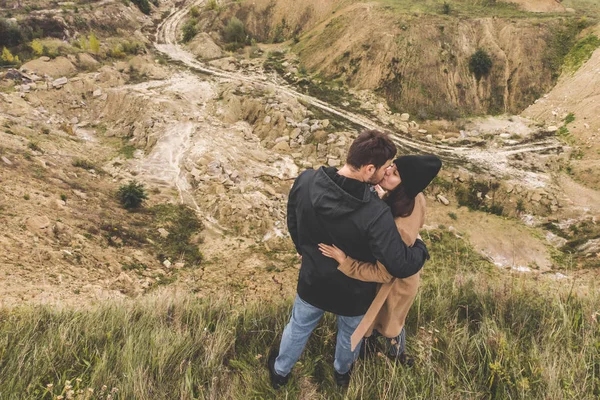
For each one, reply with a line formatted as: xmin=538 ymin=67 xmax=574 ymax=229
xmin=0 ymin=231 xmax=599 ymax=399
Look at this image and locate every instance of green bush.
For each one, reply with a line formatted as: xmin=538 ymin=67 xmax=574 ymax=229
xmin=181 ymin=19 xmax=198 ymax=43
xmin=72 ymin=159 xmax=96 ymax=170
xmin=564 ymin=112 xmax=575 ymax=125
xmin=469 ymin=49 xmax=493 ymax=80
xmin=131 ymin=0 xmax=151 ymax=14
xmin=224 ymin=17 xmax=246 ymax=45
xmin=189 ymin=5 xmax=200 ymax=18
xmin=205 ymin=0 xmax=218 ymax=11
xmin=442 ymin=1 xmax=451 ymax=15
xmin=0 ymin=18 xmax=23 ymax=48
xmin=151 ymin=204 xmax=203 ymax=266
xmin=117 ymin=180 xmax=148 ymax=209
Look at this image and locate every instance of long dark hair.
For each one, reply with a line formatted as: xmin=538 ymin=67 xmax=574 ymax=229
xmin=384 ymin=183 xmax=415 ymax=218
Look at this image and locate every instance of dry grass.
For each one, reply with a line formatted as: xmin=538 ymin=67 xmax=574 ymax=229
xmin=0 ymin=231 xmax=599 ymax=399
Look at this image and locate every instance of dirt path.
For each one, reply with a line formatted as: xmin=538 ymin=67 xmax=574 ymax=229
xmin=153 ymin=1 xmax=564 ymax=182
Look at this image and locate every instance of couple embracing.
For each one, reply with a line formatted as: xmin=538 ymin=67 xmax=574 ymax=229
xmin=267 ymin=129 xmax=442 ymax=388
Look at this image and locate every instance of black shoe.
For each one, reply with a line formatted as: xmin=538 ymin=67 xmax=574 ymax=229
xmin=359 ymin=337 xmax=377 ymax=360
xmin=387 ymin=352 xmax=415 ymax=367
xmin=334 ymin=365 xmax=353 ymax=387
xmin=267 ymin=348 xmax=290 ymax=389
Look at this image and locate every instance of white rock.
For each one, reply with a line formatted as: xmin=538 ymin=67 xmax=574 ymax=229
xmin=400 ymin=113 xmax=410 ymax=122
xmin=263 ymin=115 xmax=271 ymax=124
xmin=437 ymin=194 xmax=450 ymax=205
xmin=1 ymin=156 xmax=12 ymax=165
xmin=27 ymin=215 xmax=51 ymax=230
xmin=52 ymin=77 xmax=68 ymax=88
xmin=397 ymin=124 xmax=409 ymax=134
xmin=158 ymin=228 xmax=169 ymax=238
xmin=92 ymin=88 xmax=103 ymax=98
xmin=163 ymin=259 xmax=172 ymax=268
xmin=327 ymin=158 xmax=341 ymax=167
xmin=547 ymin=126 xmax=558 ymax=133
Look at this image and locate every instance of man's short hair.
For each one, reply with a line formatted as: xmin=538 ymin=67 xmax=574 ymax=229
xmin=346 ymin=130 xmax=397 ymax=169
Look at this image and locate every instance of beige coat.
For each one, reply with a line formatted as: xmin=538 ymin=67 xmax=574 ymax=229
xmin=338 ymin=193 xmax=426 ymax=350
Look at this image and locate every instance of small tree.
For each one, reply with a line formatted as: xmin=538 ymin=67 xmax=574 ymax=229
xmin=89 ymin=32 xmax=100 ymax=54
xmin=131 ymin=0 xmax=151 ymax=15
xmin=469 ymin=49 xmax=493 ymax=81
xmin=30 ymin=39 xmax=43 ymax=55
xmin=117 ymin=181 xmax=148 ymax=209
xmin=224 ymin=17 xmax=246 ymax=45
xmin=442 ymin=2 xmax=452 ymax=15
xmin=181 ymin=19 xmax=198 ymax=43
xmin=205 ymin=0 xmax=218 ymax=11
xmin=1 ymin=47 xmax=19 ymax=64
xmin=189 ymin=5 xmax=200 ymax=17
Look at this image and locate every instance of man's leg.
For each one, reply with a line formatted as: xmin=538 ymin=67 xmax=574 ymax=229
xmin=333 ymin=314 xmax=364 ymax=374
xmin=274 ymin=295 xmax=324 ymax=376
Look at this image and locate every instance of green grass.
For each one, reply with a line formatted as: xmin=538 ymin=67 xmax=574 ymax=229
xmin=373 ymin=0 xmax=549 ymax=18
xmin=563 ymin=34 xmax=600 ymax=74
xmin=1 ymin=231 xmax=599 ymax=398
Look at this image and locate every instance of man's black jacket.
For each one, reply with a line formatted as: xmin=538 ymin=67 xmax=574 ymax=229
xmin=287 ymin=167 xmax=429 ymax=316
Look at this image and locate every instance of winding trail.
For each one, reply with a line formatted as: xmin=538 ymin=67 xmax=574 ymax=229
xmin=153 ymin=0 xmax=564 ymax=181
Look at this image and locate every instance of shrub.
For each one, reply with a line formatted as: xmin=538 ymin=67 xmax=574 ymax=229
xmin=117 ymin=180 xmax=148 ymax=209
xmin=0 ymin=18 xmax=22 ymax=48
xmin=181 ymin=19 xmax=198 ymax=43
xmin=224 ymin=17 xmax=246 ymax=45
xmin=152 ymin=204 xmax=203 ymax=266
xmin=89 ymin=32 xmax=100 ymax=54
xmin=205 ymin=0 xmax=218 ymax=11
xmin=131 ymin=0 xmax=151 ymax=14
xmin=72 ymin=159 xmax=96 ymax=170
xmin=27 ymin=142 xmax=41 ymax=152
xmin=30 ymin=39 xmax=43 ymax=55
xmin=189 ymin=5 xmax=200 ymax=18
xmin=516 ymin=198 xmax=525 ymax=214
xmin=564 ymin=112 xmax=575 ymax=125
xmin=272 ymin=18 xmax=288 ymax=43
xmin=448 ymin=212 xmax=458 ymax=220
xmin=469 ymin=49 xmax=493 ymax=81
xmin=442 ymin=1 xmax=451 ymax=15
xmin=1 ymin=47 xmax=19 ymax=65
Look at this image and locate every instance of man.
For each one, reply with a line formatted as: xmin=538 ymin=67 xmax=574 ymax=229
xmin=267 ymin=130 xmax=429 ymax=388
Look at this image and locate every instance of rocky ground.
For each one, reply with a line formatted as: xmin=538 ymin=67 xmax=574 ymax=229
xmin=1 ymin=0 xmax=599 ymax=307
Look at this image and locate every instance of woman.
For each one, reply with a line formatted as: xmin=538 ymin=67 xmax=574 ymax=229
xmin=319 ymin=154 xmax=441 ymax=365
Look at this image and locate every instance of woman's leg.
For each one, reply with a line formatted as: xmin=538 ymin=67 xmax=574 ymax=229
xmin=387 ymin=327 xmax=406 ymax=357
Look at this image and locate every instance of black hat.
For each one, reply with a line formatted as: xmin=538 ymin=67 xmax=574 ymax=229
xmin=393 ymin=154 xmax=442 ymax=198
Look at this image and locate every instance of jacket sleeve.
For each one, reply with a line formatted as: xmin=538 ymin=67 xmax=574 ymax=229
xmin=337 ymin=257 xmax=394 ymax=284
xmin=287 ymin=176 xmax=301 ymax=255
xmin=367 ymin=209 xmax=429 ymax=278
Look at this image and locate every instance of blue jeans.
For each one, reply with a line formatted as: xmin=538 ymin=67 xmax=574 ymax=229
xmin=275 ymin=295 xmax=364 ymax=376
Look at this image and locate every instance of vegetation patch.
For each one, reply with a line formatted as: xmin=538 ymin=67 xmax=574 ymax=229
xmin=545 ymin=219 xmax=600 ymax=268
xmin=455 ymin=179 xmax=504 ymax=216
xmin=562 ymin=34 xmax=600 ymax=74
xmin=117 ymin=180 xmax=148 ymax=210
xmin=543 ymin=18 xmax=590 ymax=80
xmin=223 ymin=16 xmax=248 ymax=51
xmin=469 ymin=49 xmax=493 ymax=81
xmin=150 ymin=204 xmax=204 ymax=267
xmin=1 ymin=230 xmax=598 ymax=398
xmin=181 ymin=18 xmax=198 ymax=43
